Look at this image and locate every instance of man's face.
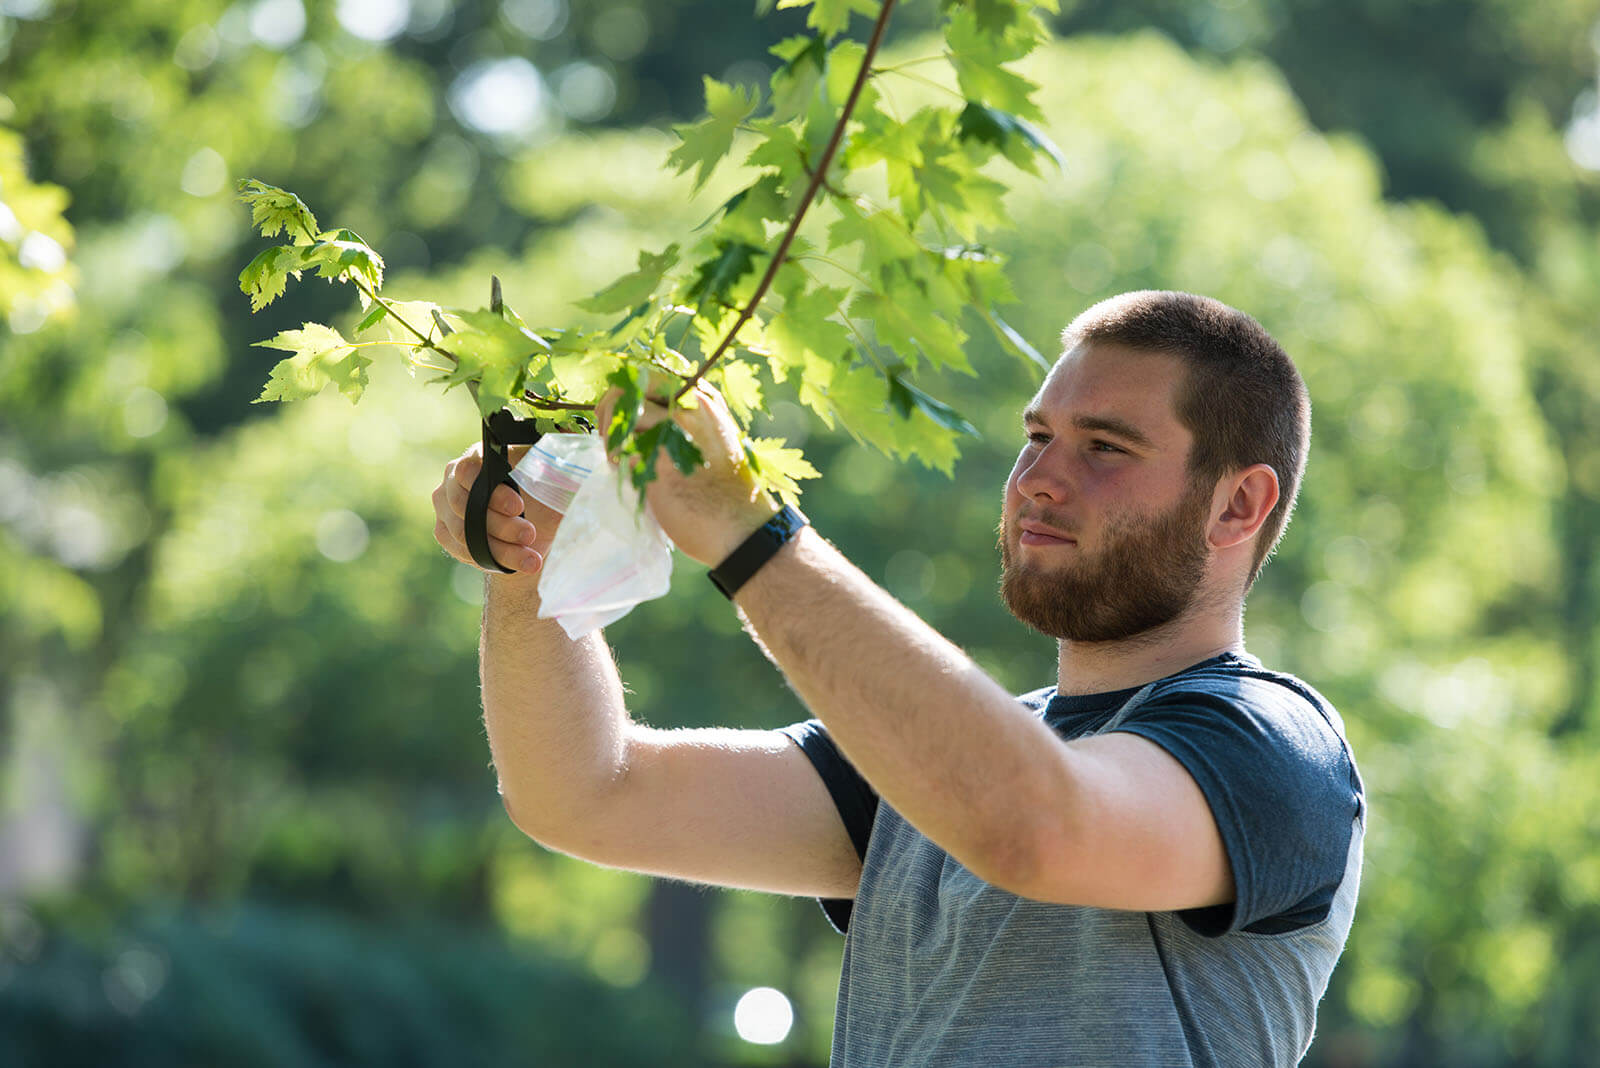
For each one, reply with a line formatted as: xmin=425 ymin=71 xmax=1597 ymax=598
xmin=999 ymin=342 xmax=1216 ymax=643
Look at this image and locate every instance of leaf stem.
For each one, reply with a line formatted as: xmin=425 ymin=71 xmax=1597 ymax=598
xmin=520 ymin=395 xmax=598 ymax=412
xmin=290 ymin=215 xmax=452 ymax=366
xmin=676 ymin=0 xmax=900 ymax=401
xmin=350 ymin=277 xmax=442 ymax=354
xmin=881 ymin=64 xmax=965 ymax=101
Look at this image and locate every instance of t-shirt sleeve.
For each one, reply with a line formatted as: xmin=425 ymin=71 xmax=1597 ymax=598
xmin=1108 ymin=677 xmax=1363 ymax=937
xmin=779 ymin=719 xmax=879 ymax=933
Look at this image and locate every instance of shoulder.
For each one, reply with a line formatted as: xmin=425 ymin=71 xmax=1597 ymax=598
xmin=1141 ymin=656 xmax=1357 ymax=781
xmin=1120 ymin=655 xmax=1364 ymax=935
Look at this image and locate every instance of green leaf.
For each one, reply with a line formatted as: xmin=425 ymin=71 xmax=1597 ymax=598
xmin=957 ymin=101 xmax=1064 ymax=172
xmin=236 ymin=178 xmax=319 ymax=242
xmin=238 ymin=245 xmax=294 ymax=312
xmin=549 ymin=348 xmax=624 ymax=400
xmin=667 ymin=78 xmax=760 ymax=192
xmin=850 ymin=283 xmax=971 ymax=373
xmin=376 ymin=300 xmax=448 ymax=345
xmin=768 ymin=34 xmax=826 ymax=121
xmin=253 ymin=323 xmax=370 ymax=404
xmin=715 ymin=176 xmax=791 ymax=245
xmin=354 ymin=302 xmax=388 ymax=334
xmin=768 ymin=282 xmax=854 ymax=366
xmin=712 ymin=360 xmax=765 ymax=423
xmin=984 ymin=307 xmax=1050 ymax=371
xmin=639 ymin=419 xmax=706 ymax=482
xmin=827 ymin=203 xmax=925 ymax=278
xmin=682 ymin=241 xmax=765 ymax=315
xmin=780 ymin=0 xmax=879 ymax=38
xmin=824 ymin=362 xmax=962 ymax=473
xmin=744 ymin=119 xmax=810 ymax=179
xmin=944 ymin=7 xmax=1046 ymax=121
xmin=577 ymin=244 xmax=680 ymax=314
xmin=437 ymin=309 xmax=550 ymax=416
xmin=745 ymin=436 xmax=821 ymax=505
xmin=295 ymin=229 xmax=386 ymax=298
xmin=605 ymin=365 xmax=645 ymax=454
xmin=887 ymin=369 xmax=979 ymax=436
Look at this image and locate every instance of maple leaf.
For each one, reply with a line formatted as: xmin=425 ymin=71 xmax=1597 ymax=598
xmin=828 ymin=204 xmax=925 ymax=279
xmin=944 ymin=7 xmax=1046 ymax=121
xmin=887 ymin=368 xmax=979 ymax=436
xmin=716 ymin=176 xmax=792 ymax=245
xmin=578 ymin=244 xmax=680 ymax=314
xmin=768 ymin=283 xmax=853 ymax=367
xmin=779 ymin=0 xmax=880 ymax=38
xmin=745 ymin=436 xmax=821 ymax=505
xmin=849 ymin=285 xmax=971 ymax=373
xmin=667 ymin=78 xmax=760 ymax=192
xmin=957 ymin=101 xmax=1065 ymax=173
xmin=768 ymin=34 xmax=826 ymax=121
xmin=236 ymin=179 xmax=319 ymax=242
xmin=824 ymin=362 xmax=962 ymax=473
xmin=744 ymin=120 xmax=810 ymax=179
xmin=436 ymin=309 xmax=550 ymax=416
xmin=293 ymin=229 xmax=386 ymax=300
xmin=254 ymin=323 xmax=370 ymax=404
xmin=712 ymin=360 xmax=765 ymax=423
xmin=682 ymin=241 xmax=765 ymax=315
xmin=238 ymin=245 xmax=294 ymax=312
xmin=628 ymin=419 xmax=706 ymax=489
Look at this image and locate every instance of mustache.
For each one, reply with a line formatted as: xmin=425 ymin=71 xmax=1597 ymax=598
xmin=1007 ymin=507 xmax=1081 ymax=537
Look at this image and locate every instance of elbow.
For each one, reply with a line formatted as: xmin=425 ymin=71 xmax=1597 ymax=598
xmin=966 ymin=820 xmax=1053 ymax=899
xmin=496 ymin=776 xmax=624 ymax=865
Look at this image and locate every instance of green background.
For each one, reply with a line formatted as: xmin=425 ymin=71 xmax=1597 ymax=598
xmin=3 ymin=0 xmax=1599 ymax=1063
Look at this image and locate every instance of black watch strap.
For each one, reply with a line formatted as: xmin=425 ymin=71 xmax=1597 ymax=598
xmin=708 ymin=504 xmax=809 ymax=599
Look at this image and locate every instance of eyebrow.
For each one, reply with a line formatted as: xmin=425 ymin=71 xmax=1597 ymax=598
xmin=1022 ymin=407 xmax=1155 ymax=451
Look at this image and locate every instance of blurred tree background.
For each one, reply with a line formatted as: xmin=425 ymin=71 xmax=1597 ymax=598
xmin=2 ymin=0 xmax=1597 ymax=1064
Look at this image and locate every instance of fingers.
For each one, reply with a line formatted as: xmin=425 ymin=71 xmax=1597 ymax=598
xmin=434 ymin=513 xmax=544 ymax=574
xmin=433 ymin=450 xmax=543 ymax=573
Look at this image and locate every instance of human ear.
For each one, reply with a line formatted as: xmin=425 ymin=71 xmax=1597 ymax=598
xmin=1207 ymin=464 xmax=1279 ymax=550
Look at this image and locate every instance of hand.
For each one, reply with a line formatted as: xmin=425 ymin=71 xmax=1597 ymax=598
xmin=600 ymin=385 xmax=779 ymax=567
xmin=431 ymin=443 xmax=560 ymax=575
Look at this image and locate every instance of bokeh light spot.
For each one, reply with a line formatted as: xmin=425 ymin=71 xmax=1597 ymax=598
xmin=316 ymin=509 xmax=370 ymax=562
xmin=337 ymin=0 xmax=411 ymax=42
xmin=733 ymin=986 xmax=793 ymax=1045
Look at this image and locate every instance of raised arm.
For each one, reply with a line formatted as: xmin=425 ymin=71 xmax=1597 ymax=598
xmin=633 ymin=390 xmax=1234 ymax=913
xmin=432 ymin=447 xmax=860 ymax=898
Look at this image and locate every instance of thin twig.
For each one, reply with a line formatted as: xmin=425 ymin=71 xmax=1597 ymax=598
xmin=675 ymin=0 xmax=900 ymax=401
xmin=520 ymin=395 xmax=598 ymax=412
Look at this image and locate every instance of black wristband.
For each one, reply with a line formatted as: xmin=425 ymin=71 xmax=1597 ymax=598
xmin=707 ymin=504 xmax=809 ymax=599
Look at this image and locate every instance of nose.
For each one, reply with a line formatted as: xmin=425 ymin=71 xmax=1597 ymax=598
xmin=1010 ymin=441 xmax=1071 ymax=504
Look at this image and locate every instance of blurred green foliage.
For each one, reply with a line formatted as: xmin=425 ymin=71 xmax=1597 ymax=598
xmin=0 ymin=902 xmax=698 ymax=1066
xmin=2 ymin=0 xmax=1598 ymax=1065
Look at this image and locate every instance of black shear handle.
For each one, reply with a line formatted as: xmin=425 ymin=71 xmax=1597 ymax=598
xmin=465 ymin=409 xmax=545 ymax=573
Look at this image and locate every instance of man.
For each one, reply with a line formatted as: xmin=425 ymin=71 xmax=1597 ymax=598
xmin=430 ymin=290 xmax=1364 ymax=1067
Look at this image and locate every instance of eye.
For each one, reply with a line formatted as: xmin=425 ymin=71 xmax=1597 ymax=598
xmin=1025 ymin=430 xmax=1051 ymax=445
xmin=1089 ymin=440 xmax=1124 ymax=454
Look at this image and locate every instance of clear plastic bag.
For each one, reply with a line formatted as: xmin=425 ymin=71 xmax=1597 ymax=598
xmin=509 ymin=434 xmax=674 ymax=640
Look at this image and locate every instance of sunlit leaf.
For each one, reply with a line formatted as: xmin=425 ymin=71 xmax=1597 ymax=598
xmin=253 ymin=323 xmax=369 ymax=404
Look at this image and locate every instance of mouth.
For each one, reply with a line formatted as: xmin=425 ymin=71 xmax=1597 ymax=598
xmin=1016 ymin=520 xmax=1077 ymax=547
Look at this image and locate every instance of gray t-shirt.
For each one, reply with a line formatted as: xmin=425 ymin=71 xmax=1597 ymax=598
xmin=782 ymin=652 xmax=1364 ymax=1068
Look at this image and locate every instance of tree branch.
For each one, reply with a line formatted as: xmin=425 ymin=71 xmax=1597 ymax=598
xmin=675 ymin=0 xmax=900 ymax=400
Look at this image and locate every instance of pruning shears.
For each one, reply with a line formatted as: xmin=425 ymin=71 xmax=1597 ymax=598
xmin=452 ymin=277 xmax=579 ymax=574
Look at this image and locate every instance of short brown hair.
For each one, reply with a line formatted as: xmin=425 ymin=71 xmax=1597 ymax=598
xmin=1062 ymin=291 xmax=1309 ymax=587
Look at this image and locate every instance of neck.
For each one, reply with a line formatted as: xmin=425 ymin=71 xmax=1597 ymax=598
xmin=1054 ymin=604 xmax=1245 ymax=696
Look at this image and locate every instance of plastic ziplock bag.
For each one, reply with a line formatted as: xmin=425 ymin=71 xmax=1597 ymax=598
xmin=510 ymin=434 xmax=674 ymax=640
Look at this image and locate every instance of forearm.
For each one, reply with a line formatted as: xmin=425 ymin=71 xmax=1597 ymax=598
xmin=479 ymin=570 xmax=633 ymax=845
xmin=733 ymin=527 xmax=1074 ymax=885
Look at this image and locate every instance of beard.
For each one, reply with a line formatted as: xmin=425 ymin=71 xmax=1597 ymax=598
xmin=999 ymin=481 xmax=1213 ymax=643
